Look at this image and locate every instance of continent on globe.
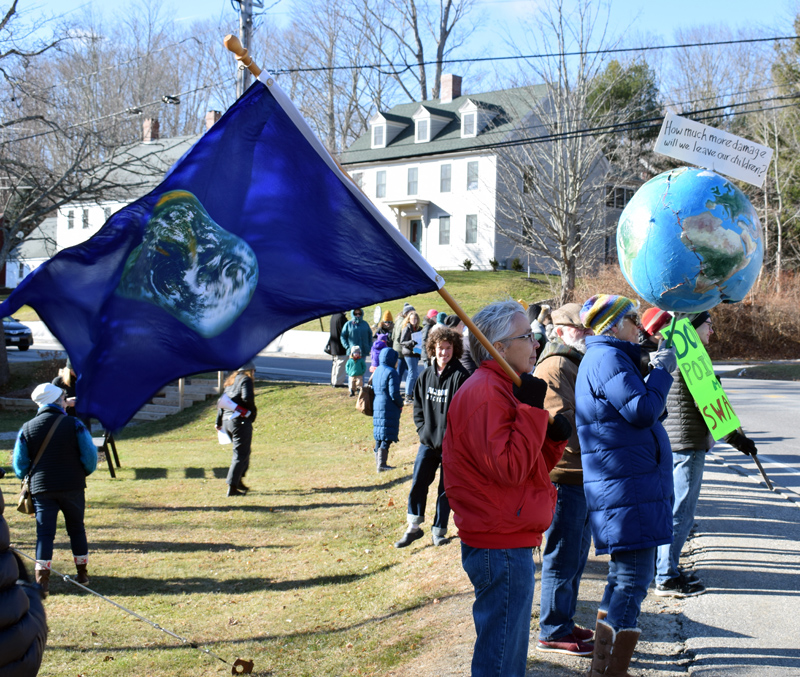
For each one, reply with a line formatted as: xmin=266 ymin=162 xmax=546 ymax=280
xmin=616 ymin=167 xmax=763 ymax=314
xmin=116 ymin=190 xmax=259 ymax=338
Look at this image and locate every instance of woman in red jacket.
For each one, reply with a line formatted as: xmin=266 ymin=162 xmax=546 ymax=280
xmin=442 ymin=300 xmax=571 ymax=677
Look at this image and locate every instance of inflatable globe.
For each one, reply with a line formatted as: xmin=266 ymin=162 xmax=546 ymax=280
xmin=617 ymin=167 xmax=763 ymax=313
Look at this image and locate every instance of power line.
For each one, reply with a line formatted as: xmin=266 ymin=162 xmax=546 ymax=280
xmin=271 ymin=34 xmax=800 ymax=75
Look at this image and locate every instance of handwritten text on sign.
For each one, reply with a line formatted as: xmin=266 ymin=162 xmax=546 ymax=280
xmin=654 ymin=112 xmax=773 ymax=188
xmin=662 ymin=318 xmax=741 ymax=440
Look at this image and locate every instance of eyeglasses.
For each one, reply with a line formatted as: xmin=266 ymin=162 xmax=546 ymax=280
xmin=624 ymin=313 xmax=640 ymax=326
xmin=500 ymin=331 xmax=537 ymax=343
xmin=353 ymin=312 xmax=363 ymax=317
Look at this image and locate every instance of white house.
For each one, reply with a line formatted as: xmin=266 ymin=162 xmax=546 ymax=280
xmin=339 ymin=75 xmax=636 ymax=271
xmin=4 ymin=217 xmax=58 ymax=288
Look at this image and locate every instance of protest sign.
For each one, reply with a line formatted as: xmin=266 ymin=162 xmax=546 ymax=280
xmin=662 ymin=318 xmax=741 ymax=439
xmin=654 ymin=112 xmax=773 ymax=188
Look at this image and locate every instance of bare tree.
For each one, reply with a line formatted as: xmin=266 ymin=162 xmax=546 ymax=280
xmin=493 ymin=0 xmax=658 ymax=305
xmin=355 ymin=0 xmax=478 ymax=102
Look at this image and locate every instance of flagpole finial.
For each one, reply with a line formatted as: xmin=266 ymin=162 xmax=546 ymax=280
xmin=224 ymin=35 xmax=262 ymax=78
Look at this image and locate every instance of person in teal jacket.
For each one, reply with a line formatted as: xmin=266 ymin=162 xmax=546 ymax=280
xmin=340 ymin=308 xmax=372 ymax=357
xmin=345 ymin=345 xmax=367 ymax=396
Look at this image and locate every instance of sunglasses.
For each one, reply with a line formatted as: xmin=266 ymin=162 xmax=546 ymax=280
xmin=624 ymin=313 xmax=640 ymax=326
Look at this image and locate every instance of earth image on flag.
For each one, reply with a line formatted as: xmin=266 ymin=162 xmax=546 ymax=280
xmin=116 ymin=190 xmax=259 ymax=337
xmin=616 ymin=167 xmax=763 ymax=313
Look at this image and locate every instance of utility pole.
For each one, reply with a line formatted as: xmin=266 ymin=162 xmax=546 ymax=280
xmin=235 ymin=0 xmax=264 ymax=98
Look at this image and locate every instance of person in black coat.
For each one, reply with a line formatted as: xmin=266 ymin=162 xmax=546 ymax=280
xmin=394 ymin=326 xmax=470 ymax=548
xmin=216 ymin=363 xmax=258 ymax=497
xmin=328 ymin=312 xmax=348 ymax=388
xmin=0 ymin=484 xmax=48 ymax=676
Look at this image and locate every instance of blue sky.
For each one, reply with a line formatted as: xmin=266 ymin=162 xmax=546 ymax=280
xmin=27 ymin=0 xmax=791 ymax=43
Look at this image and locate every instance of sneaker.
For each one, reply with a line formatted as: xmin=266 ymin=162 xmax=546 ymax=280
xmin=680 ymin=568 xmax=701 ymax=584
xmin=536 ymin=633 xmax=594 ymax=656
xmin=654 ymin=575 xmax=706 ymax=598
xmin=571 ymin=624 xmax=594 ymax=643
xmin=432 ymin=533 xmax=449 ymax=546
xmin=394 ymin=528 xmax=424 ymax=548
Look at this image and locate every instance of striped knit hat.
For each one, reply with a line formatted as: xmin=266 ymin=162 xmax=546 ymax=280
xmin=580 ymin=295 xmax=635 ymax=335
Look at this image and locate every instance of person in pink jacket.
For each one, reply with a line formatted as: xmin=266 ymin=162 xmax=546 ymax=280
xmin=443 ymin=300 xmax=571 ymax=677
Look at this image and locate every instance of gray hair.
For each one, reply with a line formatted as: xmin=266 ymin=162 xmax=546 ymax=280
xmin=469 ymin=300 xmax=525 ymax=365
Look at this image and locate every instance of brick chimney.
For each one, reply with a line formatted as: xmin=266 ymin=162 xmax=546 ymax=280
xmin=205 ymin=110 xmax=222 ymax=130
xmin=143 ymin=118 xmax=160 ymax=143
xmin=440 ymin=74 xmax=462 ymax=104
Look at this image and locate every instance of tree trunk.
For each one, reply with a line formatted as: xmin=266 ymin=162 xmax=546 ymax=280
xmin=0 ymin=341 xmax=10 ymax=388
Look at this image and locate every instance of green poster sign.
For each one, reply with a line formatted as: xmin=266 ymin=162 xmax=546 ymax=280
xmin=662 ymin=318 xmax=740 ymax=440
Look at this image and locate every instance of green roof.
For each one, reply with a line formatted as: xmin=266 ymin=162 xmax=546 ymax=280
xmin=340 ymin=84 xmax=549 ymax=165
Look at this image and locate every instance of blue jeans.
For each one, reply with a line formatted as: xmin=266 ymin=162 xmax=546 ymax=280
xmin=538 ymin=483 xmax=592 ymax=641
xmin=599 ymin=547 xmax=656 ymax=631
xmin=397 ymin=356 xmax=407 ymax=385
xmin=407 ymin=445 xmax=449 ymax=536
xmin=403 ymin=355 xmax=419 ymax=398
xmin=656 ymin=450 xmax=705 ymax=584
xmin=33 ymin=489 xmax=88 ymax=562
xmin=462 ymin=544 xmax=535 ymax=677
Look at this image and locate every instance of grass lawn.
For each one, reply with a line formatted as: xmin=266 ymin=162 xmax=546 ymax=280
xmin=0 ymin=380 xmax=471 ymax=677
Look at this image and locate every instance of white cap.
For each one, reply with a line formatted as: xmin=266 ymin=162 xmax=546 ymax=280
xmin=31 ymin=383 xmax=64 ymax=406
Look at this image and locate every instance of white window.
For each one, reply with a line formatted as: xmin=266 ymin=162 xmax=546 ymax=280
xmin=605 ymin=185 xmax=635 ymax=209
xmin=373 ymin=125 xmax=384 ymax=147
xmin=439 ymin=216 xmax=450 ymax=245
xmin=462 ymin=112 xmax=476 ymax=137
xmin=522 ymin=215 xmax=534 ymax=244
xmin=103 ymin=207 xmax=112 ymax=221
xmin=440 ymin=164 xmax=451 ymax=192
xmin=466 ymin=214 xmax=478 ymax=244
xmin=67 ymin=210 xmax=74 ymax=229
xmin=18 ymin=262 xmax=24 ymax=278
xmin=376 ymin=170 xmax=386 ymax=198
xmin=407 ymin=167 xmax=418 ymax=196
xmin=416 ymin=119 xmax=428 ymax=142
xmin=467 ymin=161 xmax=479 ymax=191
xmin=523 ymin=166 xmax=534 ymax=194
xmin=82 ymin=209 xmax=89 ymax=229
xmin=352 ymin=172 xmax=364 ymax=190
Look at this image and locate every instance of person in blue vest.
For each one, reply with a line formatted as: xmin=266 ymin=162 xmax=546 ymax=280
xmin=13 ymin=383 xmax=97 ymax=596
xmin=575 ymin=295 xmax=677 ymax=676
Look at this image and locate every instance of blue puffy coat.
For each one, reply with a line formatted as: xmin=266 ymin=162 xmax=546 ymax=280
xmin=372 ymin=347 xmax=404 ymax=442
xmin=576 ymin=335 xmax=674 ymax=555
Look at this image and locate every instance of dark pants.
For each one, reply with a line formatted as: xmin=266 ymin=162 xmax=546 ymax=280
xmin=407 ymin=444 xmax=450 ymax=536
xmin=224 ymin=416 xmax=252 ymax=487
xmin=33 ymin=489 xmax=88 ymax=562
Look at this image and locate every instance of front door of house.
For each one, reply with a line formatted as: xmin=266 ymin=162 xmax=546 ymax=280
xmin=409 ymin=219 xmax=422 ymax=251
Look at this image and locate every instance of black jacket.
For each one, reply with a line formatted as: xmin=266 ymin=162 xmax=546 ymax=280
xmin=216 ymin=372 xmax=257 ymax=426
xmin=328 ymin=313 xmax=347 ymax=357
xmin=400 ymin=324 xmax=421 ymax=358
xmin=412 ymin=359 xmax=470 ymax=450
xmin=662 ymin=370 xmax=713 ymax=452
xmin=0 ymin=489 xmax=48 ymax=676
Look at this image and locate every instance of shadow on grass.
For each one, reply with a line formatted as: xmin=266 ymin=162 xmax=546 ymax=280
xmin=129 ymin=467 xmax=229 ymax=480
xmin=111 ymin=501 xmax=367 ymax=513
xmin=308 ymin=474 xmax=412 ymax=493
xmin=65 ymin=563 xmax=397 ymax=597
xmin=88 ymin=539 xmax=290 ymax=553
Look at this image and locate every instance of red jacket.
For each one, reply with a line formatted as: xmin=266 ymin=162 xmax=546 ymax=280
xmin=442 ymin=360 xmax=566 ymax=549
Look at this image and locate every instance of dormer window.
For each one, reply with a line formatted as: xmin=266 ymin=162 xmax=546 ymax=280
xmin=462 ymin=113 xmax=476 ymax=137
xmin=369 ymin=112 xmax=409 ymax=149
xmin=458 ymin=99 xmax=497 ymax=139
xmin=412 ymin=105 xmax=452 ymax=144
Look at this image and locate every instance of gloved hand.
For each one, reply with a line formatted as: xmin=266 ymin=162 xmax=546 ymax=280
xmin=513 ymin=373 xmax=548 ymax=409
xmin=547 ymin=413 xmax=572 ymax=442
xmin=724 ymin=430 xmax=757 ymax=456
xmin=649 ymin=346 xmax=677 ymax=374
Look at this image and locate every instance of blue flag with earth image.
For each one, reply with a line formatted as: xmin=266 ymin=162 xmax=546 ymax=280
xmin=0 ymin=75 xmax=441 ymax=430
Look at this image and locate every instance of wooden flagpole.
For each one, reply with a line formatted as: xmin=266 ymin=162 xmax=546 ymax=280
xmin=223 ymin=36 xmax=525 ymax=390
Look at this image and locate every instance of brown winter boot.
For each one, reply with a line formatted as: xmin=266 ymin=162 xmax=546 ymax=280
xmin=597 ymin=609 xmax=608 ymax=622
xmin=75 ymin=563 xmax=89 ymax=585
xmin=35 ymin=569 xmax=50 ymax=597
xmin=606 ymin=627 xmax=640 ymax=677
xmin=585 ymin=619 xmax=640 ymax=677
